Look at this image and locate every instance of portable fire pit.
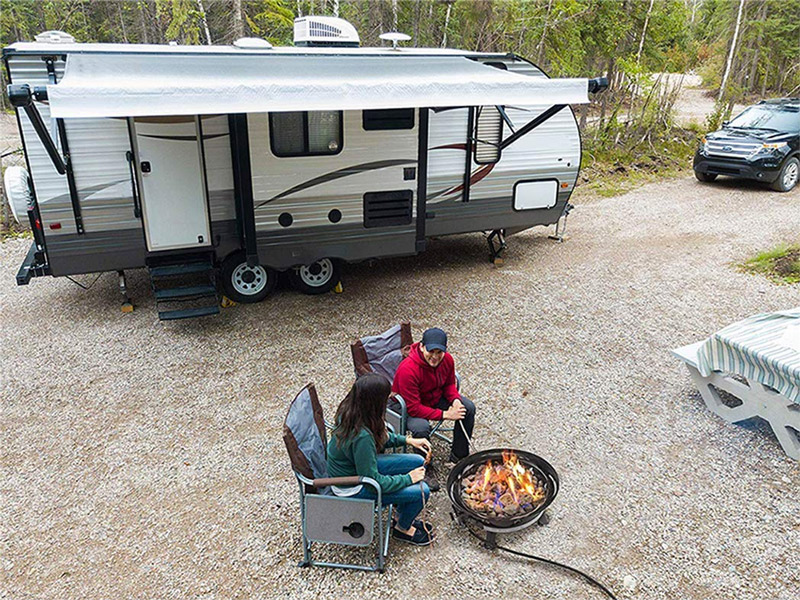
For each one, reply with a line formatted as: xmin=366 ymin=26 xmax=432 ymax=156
xmin=447 ymin=448 xmax=559 ymax=547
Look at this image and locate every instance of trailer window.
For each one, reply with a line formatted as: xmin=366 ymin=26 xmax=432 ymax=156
xmin=362 ymin=109 xmax=415 ymax=130
xmin=473 ymin=106 xmax=503 ymax=164
xmin=269 ymin=111 xmax=343 ymax=157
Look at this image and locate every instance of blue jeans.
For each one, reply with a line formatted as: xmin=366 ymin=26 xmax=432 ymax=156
xmin=354 ymin=453 xmax=430 ymax=530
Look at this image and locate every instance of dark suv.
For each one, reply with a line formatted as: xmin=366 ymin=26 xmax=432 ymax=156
xmin=694 ymin=98 xmax=799 ymax=192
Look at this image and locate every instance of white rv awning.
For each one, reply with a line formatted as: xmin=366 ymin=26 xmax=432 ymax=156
xmin=48 ymin=53 xmax=590 ymax=118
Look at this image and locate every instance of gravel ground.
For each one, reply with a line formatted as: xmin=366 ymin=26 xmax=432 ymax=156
xmin=659 ymin=73 xmax=746 ymax=128
xmin=2 ymin=174 xmax=799 ymax=600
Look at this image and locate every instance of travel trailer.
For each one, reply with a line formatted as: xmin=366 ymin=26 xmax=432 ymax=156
xmin=4 ymin=19 xmax=606 ymax=320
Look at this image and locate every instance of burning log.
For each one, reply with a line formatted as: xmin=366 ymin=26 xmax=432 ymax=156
xmin=459 ymin=451 xmax=547 ymax=518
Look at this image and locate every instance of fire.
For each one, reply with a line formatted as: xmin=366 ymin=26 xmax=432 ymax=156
xmin=461 ymin=451 xmax=547 ymax=517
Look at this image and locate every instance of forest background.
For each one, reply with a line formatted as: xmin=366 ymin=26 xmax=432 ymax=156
xmin=0 ymin=0 xmax=798 ymax=205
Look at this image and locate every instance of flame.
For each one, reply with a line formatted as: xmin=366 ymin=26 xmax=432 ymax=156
xmin=499 ymin=451 xmax=546 ymax=504
xmin=481 ymin=462 xmax=493 ymax=490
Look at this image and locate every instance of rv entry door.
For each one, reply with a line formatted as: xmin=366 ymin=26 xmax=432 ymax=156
xmin=131 ymin=117 xmax=211 ymax=252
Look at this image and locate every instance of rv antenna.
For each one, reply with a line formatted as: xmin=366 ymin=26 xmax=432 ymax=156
xmin=379 ymin=32 xmax=411 ymax=50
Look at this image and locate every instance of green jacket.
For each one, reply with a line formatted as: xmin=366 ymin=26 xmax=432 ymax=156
xmin=327 ymin=428 xmax=410 ymax=494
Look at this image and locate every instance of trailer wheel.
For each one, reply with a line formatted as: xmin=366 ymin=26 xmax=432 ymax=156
xmin=221 ymin=252 xmax=276 ymax=303
xmin=288 ymin=258 xmax=341 ymax=295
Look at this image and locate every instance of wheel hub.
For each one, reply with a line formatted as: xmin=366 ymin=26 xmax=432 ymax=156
xmin=232 ymin=262 xmax=268 ymax=295
xmin=298 ymin=259 xmax=333 ymax=287
xmin=784 ymin=162 xmax=798 ymax=188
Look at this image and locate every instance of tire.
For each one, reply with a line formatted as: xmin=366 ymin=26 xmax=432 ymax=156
xmin=694 ymin=170 xmax=717 ymax=183
xmin=770 ymin=157 xmax=799 ymax=192
xmin=2 ymin=166 xmax=33 ymax=223
xmin=287 ymin=258 xmax=341 ymax=295
xmin=220 ymin=251 xmax=276 ymax=303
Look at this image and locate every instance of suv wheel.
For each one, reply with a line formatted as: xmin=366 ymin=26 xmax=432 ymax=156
xmin=695 ymin=170 xmax=717 ymax=183
xmin=771 ymin=157 xmax=799 ymax=193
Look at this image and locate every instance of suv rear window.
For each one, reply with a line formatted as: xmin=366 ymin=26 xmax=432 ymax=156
xmin=728 ymin=106 xmax=800 ymax=133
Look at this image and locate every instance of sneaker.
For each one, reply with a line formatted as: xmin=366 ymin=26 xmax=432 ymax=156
xmin=424 ymin=463 xmax=440 ymax=493
xmin=391 ymin=517 xmax=433 ymax=532
xmin=412 ymin=519 xmax=434 ymax=533
xmin=392 ymin=526 xmax=434 ymax=546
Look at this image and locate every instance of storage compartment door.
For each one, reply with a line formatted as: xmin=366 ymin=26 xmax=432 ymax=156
xmin=133 ymin=117 xmax=211 ymax=252
xmin=513 ymin=179 xmax=558 ymax=211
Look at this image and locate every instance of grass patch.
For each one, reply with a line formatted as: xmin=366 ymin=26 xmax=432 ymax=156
xmin=0 ymin=226 xmax=32 ymax=242
xmin=577 ymin=125 xmax=698 ymax=198
xmin=740 ymin=244 xmax=800 ymax=284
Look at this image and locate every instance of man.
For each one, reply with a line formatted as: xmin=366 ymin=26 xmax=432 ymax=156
xmin=391 ymin=327 xmax=476 ymax=492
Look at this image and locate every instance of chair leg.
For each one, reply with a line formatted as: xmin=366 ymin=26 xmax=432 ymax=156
xmin=375 ymin=505 xmax=387 ymax=572
xmin=297 ymin=483 xmax=312 ymax=567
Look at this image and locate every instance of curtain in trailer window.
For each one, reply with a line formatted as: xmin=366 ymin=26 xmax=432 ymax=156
xmin=271 ymin=111 xmax=305 ymax=155
xmin=308 ymin=111 xmax=341 ymax=153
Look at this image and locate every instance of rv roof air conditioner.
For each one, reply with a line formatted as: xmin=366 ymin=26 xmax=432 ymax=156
xmin=293 ymin=16 xmax=360 ymax=47
xmin=34 ymin=30 xmax=75 ymax=44
xmin=233 ymin=37 xmax=273 ymax=50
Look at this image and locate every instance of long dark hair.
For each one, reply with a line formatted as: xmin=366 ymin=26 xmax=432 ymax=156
xmin=334 ymin=373 xmax=390 ymax=451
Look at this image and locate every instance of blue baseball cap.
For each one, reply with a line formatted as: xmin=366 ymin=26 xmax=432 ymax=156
xmin=421 ymin=328 xmax=448 ymax=352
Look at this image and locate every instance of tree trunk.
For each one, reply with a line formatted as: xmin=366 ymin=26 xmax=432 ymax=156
xmin=233 ymin=0 xmax=244 ymax=38
xmin=138 ymin=1 xmax=149 ymax=44
xmin=196 ymin=0 xmax=212 ymax=45
xmin=442 ymin=2 xmax=452 ymax=48
xmin=636 ymin=0 xmax=655 ymax=64
xmin=536 ymin=0 xmax=553 ymax=65
xmin=718 ymin=0 xmax=745 ymax=103
xmin=118 ymin=3 xmax=128 ymax=42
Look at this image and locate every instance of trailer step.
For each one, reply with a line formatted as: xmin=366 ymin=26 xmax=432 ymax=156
xmin=158 ymin=305 xmax=220 ymax=321
xmin=154 ymin=284 xmax=217 ymax=301
xmin=149 ymin=262 xmax=213 ymax=277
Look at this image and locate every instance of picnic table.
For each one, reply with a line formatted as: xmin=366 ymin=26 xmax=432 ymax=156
xmin=673 ymin=308 xmax=800 ymax=461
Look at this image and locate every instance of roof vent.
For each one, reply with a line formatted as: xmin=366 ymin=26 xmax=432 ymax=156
xmin=233 ymin=37 xmax=273 ymax=50
xmin=34 ymin=30 xmax=75 ymax=44
xmin=293 ymin=16 xmax=360 ymax=47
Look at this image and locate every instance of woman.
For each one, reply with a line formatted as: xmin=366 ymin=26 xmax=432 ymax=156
xmin=327 ymin=373 xmax=434 ymax=546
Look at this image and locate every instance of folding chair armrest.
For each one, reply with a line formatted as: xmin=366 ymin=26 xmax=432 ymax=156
xmin=390 ymin=393 xmax=407 ymax=416
xmin=359 ymin=476 xmax=383 ymax=506
xmin=313 ymin=475 xmax=363 ymax=488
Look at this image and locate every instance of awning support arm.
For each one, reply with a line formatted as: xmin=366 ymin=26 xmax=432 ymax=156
xmin=45 ymin=56 xmax=84 ymax=235
xmin=496 ymin=106 xmax=516 ymax=134
xmin=7 ymin=84 xmax=66 ymax=175
xmin=496 ymin=75 xmax=608 ymax=151
xmin=498 ymin=104 xmax=566 ymax=151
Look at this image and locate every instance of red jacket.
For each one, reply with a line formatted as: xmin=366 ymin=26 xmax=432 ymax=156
xmin=392 ymin=342 xmax=460 ymax=421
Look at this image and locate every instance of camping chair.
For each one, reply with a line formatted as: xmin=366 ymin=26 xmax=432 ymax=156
xmin=350 ymin=322 xmax=456 ymax=444
xmin=283 ymin=383 xmax=394 ymax=572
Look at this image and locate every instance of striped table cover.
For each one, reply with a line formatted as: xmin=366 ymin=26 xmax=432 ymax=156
xmin=696 ymin=308 xmax=800 ymax=404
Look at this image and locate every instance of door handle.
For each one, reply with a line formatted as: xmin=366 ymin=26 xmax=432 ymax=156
xmin=125 ymin=151 xmax=141 ymax=219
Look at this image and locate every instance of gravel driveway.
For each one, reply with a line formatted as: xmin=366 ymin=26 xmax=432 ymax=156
xmin=2 ymin=175 xmax=799 ymax=600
